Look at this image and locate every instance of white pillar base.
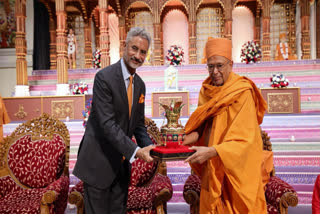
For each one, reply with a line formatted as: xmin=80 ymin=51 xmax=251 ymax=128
xmin=56 ymin=84 xmax=70 ymax=96
xmin=15 ymin=85 xmax=30 ymax=97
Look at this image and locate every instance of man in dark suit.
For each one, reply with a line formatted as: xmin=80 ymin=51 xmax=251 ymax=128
xmin=73 ymin=27 xmax=155 ymax=214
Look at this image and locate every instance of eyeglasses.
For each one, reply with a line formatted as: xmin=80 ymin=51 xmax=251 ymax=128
xmin=206 ymin=60 xmax=230 ymax=72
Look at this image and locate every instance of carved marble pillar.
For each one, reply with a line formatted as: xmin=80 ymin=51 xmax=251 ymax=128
xmin=189 ymin=21 xmax=197 ymax=64
xmin=15 ymin=0 xmax=29 ymax=96
xmin=99 ymin=0 xmax=110 ymax=68
xmin=261 ymin=0 xmax=271 ymax=61
xmin=119 ymin=16 xmax=126 ymax=58
xmin=55 ymin=0 xmax=69 ymax=95
xmin=254 ymin=16 xmax=261 ymax=45
xmin=262 ymin=17 xmax=271 ymax=61
xmin=153 ymin=23 xmax=162 ymax=65
xmin=95 ymin=25 xmax=100 ymax=48
xmin=317 ymin=1 xmax=320 ymax=58
xmin=301 ymin=0 xmax=311 ymax=59
xmin=188 ymin=0 xmax=196 ymax=64
xmin=49 ymin=19 xmax=57 ymax=69
xmin=223 ymin=1 xmax=232 ymax=40
xmin=224 ymin=19 xmax=232 ymax=40
xmin=84 ymin=21 xmax=93 ymax=68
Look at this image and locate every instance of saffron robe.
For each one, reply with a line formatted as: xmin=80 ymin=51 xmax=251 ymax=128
xmin=0 ymin=95 xmax=10 ymax=143
xmin=185 ymin=72 xmax=267 ymax=213
xmin=275 ymin=43 xmax=297 ymax=61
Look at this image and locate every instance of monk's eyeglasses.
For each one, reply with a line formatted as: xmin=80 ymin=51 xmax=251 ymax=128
xmin=206 ymin=60 xmax=230 ymax=72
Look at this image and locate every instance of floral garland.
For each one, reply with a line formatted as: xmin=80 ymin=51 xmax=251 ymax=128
xmin=82 ymin=98 xmax=92 ymax=128
xmin=270 ymin=74 xmax=289 ymax=88
xmin=240 ymin=40 xmax=261 ymax=64
xmin=92 ymin=49 xmax=101 ymax=68
xmin=72 ymin=82 xmax=88 ymax=94
xmin=166 ymin=45 xmax=184 ymax=66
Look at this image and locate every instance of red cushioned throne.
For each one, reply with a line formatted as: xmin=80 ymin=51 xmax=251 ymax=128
xmin=68 ymin=118 xmax=173 ymax=214
xmin=0 ymin=113 xmax=70 ymax=214
xmin=183 ymin=129 xmax=298 ymax=214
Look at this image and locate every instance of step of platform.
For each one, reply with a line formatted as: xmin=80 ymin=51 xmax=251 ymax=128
xmin=28 ymin=60 xmax=320 ymax=115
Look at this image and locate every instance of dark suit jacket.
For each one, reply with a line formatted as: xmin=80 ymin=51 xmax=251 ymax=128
xmin=73 ymin=60 xmax=153 ymax=189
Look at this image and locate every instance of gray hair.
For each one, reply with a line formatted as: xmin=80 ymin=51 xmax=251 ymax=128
xmin=126 ymin=27 xmax=151 ymax=48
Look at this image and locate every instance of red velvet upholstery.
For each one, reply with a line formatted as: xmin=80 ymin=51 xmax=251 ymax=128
xmin=0 ymin=175 xmax=69 ymax=214
xmin=8 ymin=134 xmax=65 ymax=188
xmin=267 ymin=203 xmax=279 ymax=214
xmin=127 ymin=210 xmax=155 ymax=214
xmin=183 ymin=174 xmax=201 ymax=196
xmin=127 ymin=173 xmax=172 ymax=210
xmin=70 ymin=180 xmax=84 ymax=195
xmin=265 ymin=176 xmax=297 ymax=212
xmin=183 ymin=173 xmax=297 ymax=214
xmin=0 ymin=113 xmax=70 ymax=214
xmin=130 ymin=158 xmax=158 ymax=187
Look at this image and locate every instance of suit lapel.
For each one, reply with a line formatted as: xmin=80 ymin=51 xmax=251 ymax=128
xmin=115 ymin=61 xmax=129 ymax=109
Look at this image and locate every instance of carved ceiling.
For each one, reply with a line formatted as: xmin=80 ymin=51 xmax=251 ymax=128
xmin=38 ymin=0 xmax=294 ymax=24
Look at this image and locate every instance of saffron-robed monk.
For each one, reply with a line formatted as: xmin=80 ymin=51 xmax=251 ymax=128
xmin=183 ymin=37 xmax=268 ymax=214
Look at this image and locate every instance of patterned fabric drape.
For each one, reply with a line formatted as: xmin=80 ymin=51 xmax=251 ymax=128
xmin=196 ymin=7 xmax=224 ymax=64
xmin=270 ymin=4 xmax=296 ymax=60
xmin=129 ymin=11 xmax=154 ymax=65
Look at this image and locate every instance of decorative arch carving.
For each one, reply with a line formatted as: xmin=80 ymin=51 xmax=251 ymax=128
xmin=38 ymin=0 xmax=54 ymax=20
xmin=123 ymin=0 xmax=154 ymax=18
xmin=90 ymin=6 xmax=100 ymax=27
xmin=76 ymin=0 xmax=88 ymax=21
xmin=233 ymin=5 xmax=254 ymax=18
xmin=160 ymin=0 xmax=189 ymax=18
xmin=195 ymin=0 xmax=224 ymax=14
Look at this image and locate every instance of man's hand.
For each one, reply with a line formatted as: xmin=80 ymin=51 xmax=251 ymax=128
xmin=182 ymin=132 xmax=199 ymax=146
xmin=135 ymin=145 xmax=156 ymax=163
xmin=185 ymin=146 xmax=217 ymax=164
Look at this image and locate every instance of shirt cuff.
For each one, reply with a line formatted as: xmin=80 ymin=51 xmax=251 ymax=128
xmin=129 ymin=147 xmax=140 ymax=163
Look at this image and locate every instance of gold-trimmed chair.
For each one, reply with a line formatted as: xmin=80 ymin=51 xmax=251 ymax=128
xmin=183 ymin=129 xmax=298 ymax=214
xmin=0 ymin=113 xmax=70 ymax=214
xmin=68 ymin=117 xmax=172 ymax=214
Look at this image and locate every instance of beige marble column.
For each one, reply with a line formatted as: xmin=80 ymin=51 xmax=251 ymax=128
xmin=188 ymin=0 xmax=196 ymax=64
xmin=188 ymin=21 xmax=197 ymax=64
xmin=99 ymin=0 xmax=110 ymax=68
xmin=261 ymin=0 xmax=271 ymax=61
xmin=95 ymin=24 xmax=100 ymax=48
xmin=261 ymin=16 xmax=271 ymax=61
xmin=84 ymin=20 xmax=93 ymax=68
xmin=224 ymin=19 xmax=232 ymax=40
xmin=254 ymin=16 xmax=261 ymax=45
xmin=15 ymin=0 xmax=29 ymax=96
xmin=223 ymin=1 xmax=232 ymax=40
xmin=119 ymin=16 xmax=126 ymax=58
xmin=300 ymin=0 xmax=311 ymax=59
xmin=153 ymin=23 xmax=161 ymax=65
